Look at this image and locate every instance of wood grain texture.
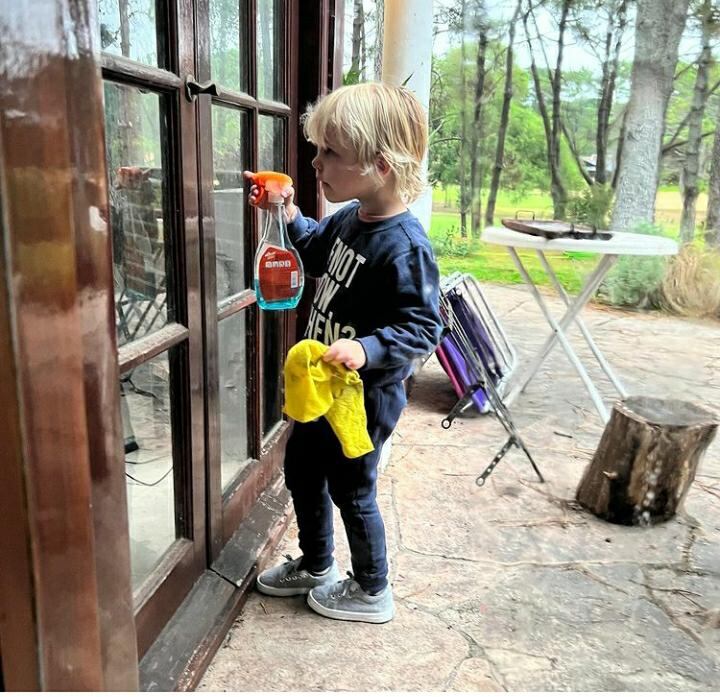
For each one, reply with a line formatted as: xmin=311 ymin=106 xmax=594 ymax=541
xmin=576 ymin=397 xmax=718 ymax=525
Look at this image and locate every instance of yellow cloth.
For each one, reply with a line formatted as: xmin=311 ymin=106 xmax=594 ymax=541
xmin=283 ymin=339 xmax=374 ymax=459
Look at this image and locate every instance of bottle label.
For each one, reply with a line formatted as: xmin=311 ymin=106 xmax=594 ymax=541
xmin=258 ymin=246 xmax=301 ymax=301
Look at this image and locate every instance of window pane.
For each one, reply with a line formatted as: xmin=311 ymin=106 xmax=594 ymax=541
xmin=122 ymin=351 xmax=179 ymax=589
xmin=258 ymin=115 xmax=286 ymax=436
xmin=98 ymin=0 xmax=159 ymax=67
xmin=258 ymin=114 xmax=285 ymax=171
xmin=262 ymin=312 xmax=284 ymax=435
xmin=257 ymin=0 xmax=283 ymax=101
xmin=104 ymin=82 xmax=173 ymax=348
xmin=213 ymin=106 xmax=250 ymax=300
xmin=210 ymin=0 xmax=248 ymax=93
xmin=218 ymin=311 xmax=251 ymax=488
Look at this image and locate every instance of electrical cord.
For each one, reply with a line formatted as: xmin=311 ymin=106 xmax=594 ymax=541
xmin=125 ymin=453 xmax=173 ymax=487
xmin=125 ymin=466 xmax=174 ymax=487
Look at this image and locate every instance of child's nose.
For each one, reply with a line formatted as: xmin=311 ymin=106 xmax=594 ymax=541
xmin=312 ymin=155 xmax=321 ymax=171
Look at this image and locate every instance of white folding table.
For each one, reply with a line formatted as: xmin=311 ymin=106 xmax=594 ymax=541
xmin=481 ymin=226 xmax=679 ymax=422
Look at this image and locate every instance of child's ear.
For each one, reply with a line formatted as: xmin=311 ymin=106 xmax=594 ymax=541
xmin=375 ymin=155 xmax=390 ymax=177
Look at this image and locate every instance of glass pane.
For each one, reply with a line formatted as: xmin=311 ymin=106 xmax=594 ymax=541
xmin=209 ymin=0 xmax=248 ymax=93
xmin=213 ymin=106 xmax=250 ymax=300
xmin=218 ymin=311 xmax=251 ymax=488
xmin=98 ymin=0 xmax=159 ymax=66
xmin=262 ymin=312 xmax=283 ymax=435
xmin=104 ymin=82 xmax=173 ymax=347
xmin=258 ymin=115 xmax=285 ymax=171
xmin=258 ymin=115 xmax=286 ymax=435
xmin=121 ymin=351 xmax=179 ymax=589
xmin=257 ymin=0 xmax=283 ymax=101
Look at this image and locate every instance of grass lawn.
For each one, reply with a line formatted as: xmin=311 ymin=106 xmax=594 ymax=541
xmin=432 ymin=184 xmax=703 ymax=229
xmin=430 ymin=186 xmax=689 ymax=293
xmin=429 ymin=210 xmax=598 ymax=294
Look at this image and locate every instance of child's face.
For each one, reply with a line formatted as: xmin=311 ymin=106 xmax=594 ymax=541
xmin=311 ymin=136 xmax=384 ymax=203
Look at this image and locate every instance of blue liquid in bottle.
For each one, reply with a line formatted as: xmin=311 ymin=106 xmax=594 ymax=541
xmin=253 ymin=194 xmax=304 ymax=311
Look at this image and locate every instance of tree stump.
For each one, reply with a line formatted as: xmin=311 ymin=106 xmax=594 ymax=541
xmin=576 ymin=396 xmax=718 ymax=526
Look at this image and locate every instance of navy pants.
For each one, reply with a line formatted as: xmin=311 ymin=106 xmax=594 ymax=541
xmin=283 ymin=381 xmax=406 ymax=594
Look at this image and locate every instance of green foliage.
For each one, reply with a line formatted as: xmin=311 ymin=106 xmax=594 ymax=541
xmin=343 ymin=68 xmax=361 ymax=85
xmin=500 ymin=103 xmax=549 ymax=193
xmin=566 ymin=184 xmax=614 ymax=228
xmin=559 ymin=139 xmax=586 ymax=192
xmin=428 ymin=45 xmax=549 ymax=195
xmin=598 ymin=222 xmax=670 ymax=308
xmin=661 ymin=58 xmax=720 ymax=186
xmin=431 ymin=225 xmax=473 ymax=258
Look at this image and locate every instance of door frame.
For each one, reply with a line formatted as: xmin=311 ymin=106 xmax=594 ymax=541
xmin=0 ymin=0 xmax=344 ymax=688
xmin=0 ymin=0 xmax=137 ymax=688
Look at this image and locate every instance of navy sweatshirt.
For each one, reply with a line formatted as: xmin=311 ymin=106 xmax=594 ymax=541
xmin=287 ymin=201 xmax=443 ymax=387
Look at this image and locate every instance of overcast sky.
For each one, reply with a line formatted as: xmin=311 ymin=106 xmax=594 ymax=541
xmin=344 ymin=1 xmax=706 ymax=77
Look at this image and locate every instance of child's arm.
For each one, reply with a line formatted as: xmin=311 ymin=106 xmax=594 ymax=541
xmin=357 ymin=244 xmax=443 ymax=369
xmin=286 ymin=210 xmax=336 ymax=278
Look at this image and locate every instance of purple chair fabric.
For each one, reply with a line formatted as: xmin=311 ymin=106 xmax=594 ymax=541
xmin=436 ymin=342 xmax=464 ymax=399
xmin=440 ymin=334 xmax=488 ymax=411
xmin=447 ymin=291 xmax=503 ymax=381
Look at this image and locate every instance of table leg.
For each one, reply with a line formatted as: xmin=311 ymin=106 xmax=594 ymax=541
xmin=505 ymin=249 xmax=617 ymax=421
xmin=535 ymin=250 xmax=628 ymax=398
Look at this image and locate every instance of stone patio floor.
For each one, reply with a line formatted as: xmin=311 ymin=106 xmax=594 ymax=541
xmin=199 ymin=283 xmax=720 ymax=692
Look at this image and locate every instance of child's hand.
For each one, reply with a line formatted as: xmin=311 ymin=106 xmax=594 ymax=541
xmin=243 ymin=170 xmax=297 ymax=220
xmin=322 ymin=339 xmax=366 ymax=370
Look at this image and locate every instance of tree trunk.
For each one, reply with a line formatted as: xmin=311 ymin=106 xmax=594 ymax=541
xmin=524 ymin=3 xmax=568 ymax=220
xmin=374 ymin=0 xmax=384 ymax=81
xmin=596 ymin=0 xmax=628 ymax=185
xmin=562 ymin=119 xmax=593 ymax=186
xmin=576 ymin=397 xmax=718 ymax=526
xmin=550 ymin=0 xmax=570 ymax=218
xmin=350 ymin=0 xmax=364 ymax=76
xmin=610 ymin=0 xmax=690 ymax=231
xmin=119 ymin=0 xmax=130 ymax=57
xmin=118 ymin=0 xmax=134 ymax=164
xmin=470 ymin=3 xmax=488 ymax=236
xmin=680 ymin=0 xmax=713 ymax=244
xmin=704 ymin=119 xmax=720 ymax=248
xmin=612 ymin=105 xmax=628 ymax=190
xmin=486 ymin=0 xmax=521 ymax=226
xmin=459 ymin=0 xmax=470 ymax=237
xmin=360 ymin=3 xmax=367 ymax=81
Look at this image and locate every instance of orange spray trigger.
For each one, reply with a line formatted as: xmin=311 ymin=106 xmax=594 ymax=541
xmin=253 ymin=171 xmax=293 ymax=203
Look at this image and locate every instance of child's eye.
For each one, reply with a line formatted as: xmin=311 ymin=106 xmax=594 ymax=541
xmin=322 ymin=147 xmax=335 ymax=156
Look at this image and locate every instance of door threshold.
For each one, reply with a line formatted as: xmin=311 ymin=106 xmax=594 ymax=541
xmin=138 ymin=477 xmax=292 ymax=691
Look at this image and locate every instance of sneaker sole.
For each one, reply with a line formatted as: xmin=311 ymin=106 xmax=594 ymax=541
xmin=307 ymin=590 xmax=395 ymax=624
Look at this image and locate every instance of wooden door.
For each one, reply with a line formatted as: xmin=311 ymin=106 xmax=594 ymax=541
xmin=98 ymin=0 xmax=208 ymax=657
xmin=97 ymin=0 xmax=298 ymax=653
xmin=195 ymin=0 xmax=298 ymax=557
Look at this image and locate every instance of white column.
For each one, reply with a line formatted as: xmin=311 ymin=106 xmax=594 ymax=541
xmin=382 ymin=0 xmax=434 ymax=232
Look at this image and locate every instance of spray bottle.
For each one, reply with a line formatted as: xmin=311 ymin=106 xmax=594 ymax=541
xmin=250 ymin=171 xmax=304 ymax=310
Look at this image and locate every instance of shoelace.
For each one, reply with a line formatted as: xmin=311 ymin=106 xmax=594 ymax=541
xmin=281 ymin=554 xmax=302 ymax=583
xmin=328 ymin=572 xmax=361 ymax=600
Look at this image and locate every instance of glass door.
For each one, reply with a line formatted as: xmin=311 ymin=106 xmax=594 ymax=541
xmin=97 ymin=0 xmax=297 ymax=653
xmin=98 ymin=0 xmax=207 ymax=656
xmin=197 ymin=0 xmax=295 ymax=555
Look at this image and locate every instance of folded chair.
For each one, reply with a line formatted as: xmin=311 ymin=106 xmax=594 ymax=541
xmin=437 ymin=273 xmax=544 ymax=486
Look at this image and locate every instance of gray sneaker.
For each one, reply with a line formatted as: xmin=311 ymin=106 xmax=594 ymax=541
xmin=307 ymin=573 xmax=395 ymax=623
xmin=256 ymin=555 xmax=341 ymax=597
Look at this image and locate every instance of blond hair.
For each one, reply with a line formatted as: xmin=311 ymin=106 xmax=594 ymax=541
xmin=302 ymin=82 xmax=428 ymax=203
